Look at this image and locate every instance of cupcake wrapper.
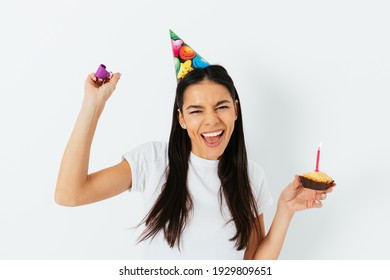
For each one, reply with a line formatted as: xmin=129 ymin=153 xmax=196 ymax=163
xmin=299 ymin=176 xmax=334 ymax=191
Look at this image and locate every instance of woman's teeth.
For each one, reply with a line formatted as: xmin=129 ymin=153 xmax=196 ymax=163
xmin=201 ymin=130 xmax=223 ymax=137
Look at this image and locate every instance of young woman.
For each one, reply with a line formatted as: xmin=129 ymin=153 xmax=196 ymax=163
xmin=55 ymin=65 xmax=334 ymax=259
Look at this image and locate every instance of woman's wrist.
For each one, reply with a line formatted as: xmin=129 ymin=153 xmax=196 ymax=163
xmin=81 ymin=97 xmax=105 ymax=114
xmin=277 ymin=198 xmax=296 ymax=219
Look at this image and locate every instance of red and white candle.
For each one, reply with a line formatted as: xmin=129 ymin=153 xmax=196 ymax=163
xmin=315 ymin=142 xmax=322 ymax=172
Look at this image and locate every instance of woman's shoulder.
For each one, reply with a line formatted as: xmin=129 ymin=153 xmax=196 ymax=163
xmin=247 ymin=159 xmax=273 ymax=212
xmin=136 ymin=141 xmax=168 ymax=153
xmin=247 ymin=159 xmax=268 ymax=190
xmin=122 ymin=141 xmax=168 ymax=163
xmin=247 ymin=159 xmax=266 ymax=178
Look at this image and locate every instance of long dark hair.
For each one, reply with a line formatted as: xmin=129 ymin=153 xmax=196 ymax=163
xmin=139 ymin=65 xmax=260 ymax=250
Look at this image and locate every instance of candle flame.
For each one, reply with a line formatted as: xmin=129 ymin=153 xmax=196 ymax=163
xmin=318 ymin=142 xmax=323 ymax=149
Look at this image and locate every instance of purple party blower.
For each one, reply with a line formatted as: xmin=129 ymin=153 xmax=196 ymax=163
xmin=95 ymin=64 xmax=111 ymax=79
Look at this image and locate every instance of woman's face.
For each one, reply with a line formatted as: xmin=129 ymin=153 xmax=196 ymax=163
xmin=178 ymin=79 xmax=238 ymax=160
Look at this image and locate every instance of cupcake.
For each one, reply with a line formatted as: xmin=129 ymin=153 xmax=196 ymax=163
xmin=299 ymin=171 xmax=334 ymax=191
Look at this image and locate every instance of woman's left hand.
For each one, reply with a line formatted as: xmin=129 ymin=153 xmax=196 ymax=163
xmin=279 ymin=175 xmax=335 ymax=213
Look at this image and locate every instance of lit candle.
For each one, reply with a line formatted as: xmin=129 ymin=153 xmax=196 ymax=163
xmin=315 ymin=142 xmax=322 ymax=172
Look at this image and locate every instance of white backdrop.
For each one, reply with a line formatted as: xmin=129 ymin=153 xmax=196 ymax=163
xmin=1 ymin=0 xmax=389 ymax=259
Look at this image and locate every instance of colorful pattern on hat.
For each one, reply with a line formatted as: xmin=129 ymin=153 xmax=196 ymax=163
xmin=170 ymin=29 xmax=209 ymax=82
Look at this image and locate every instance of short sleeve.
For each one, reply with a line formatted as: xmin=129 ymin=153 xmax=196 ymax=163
xmin=122 ymin=142 xmax=168 ymax=192
xmin=248 ymin=160 xmax=273 ymax=215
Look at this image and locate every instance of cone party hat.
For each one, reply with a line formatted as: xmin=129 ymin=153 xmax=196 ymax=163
xmin=170 ymin=29 xmax=210 ymax=83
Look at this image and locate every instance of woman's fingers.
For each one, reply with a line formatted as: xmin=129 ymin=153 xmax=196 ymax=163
xmin=313 ymin=200 xmax=322 ymax=208
xmin=86 ymin=72 xmax=121 ymax=86
xmin=108 ymin=72 xmax=121 ymax=86
xmin=288 ymin=175 xmax=302 ymax=191
xmin=89 ymin=73 xmax=97 ymax=81
xmin=85 ymin=73 xmax=98 ymax=85
xmin=315 ymin=192 xmax=327 ymax=201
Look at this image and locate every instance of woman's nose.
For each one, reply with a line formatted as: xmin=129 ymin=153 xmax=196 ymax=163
xmin=203 ymin=111 xmax=220 ymax=126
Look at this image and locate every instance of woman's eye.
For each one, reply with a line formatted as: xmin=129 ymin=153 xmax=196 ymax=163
xmin=217 ymin=106 xmax=229 ymax=110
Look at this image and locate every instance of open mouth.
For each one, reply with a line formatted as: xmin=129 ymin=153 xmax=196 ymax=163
xmin=201 ymin=130 xmax=224 ymax=147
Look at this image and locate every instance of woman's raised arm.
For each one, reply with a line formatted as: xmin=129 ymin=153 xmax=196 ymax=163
xmin=55 ymin=72 xmax=132 ymax=206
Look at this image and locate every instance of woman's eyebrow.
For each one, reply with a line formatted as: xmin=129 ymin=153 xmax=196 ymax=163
xmin=215 ymin=100 xmax=231 ymax=107
xmin=185 ymin=100 xmax=231 ymax=111
xmin=186 ymin=105 xmax=204 ymax=111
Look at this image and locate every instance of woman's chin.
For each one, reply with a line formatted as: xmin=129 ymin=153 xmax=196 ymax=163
xmin=201 ymin=143 xmax=227 ymax=160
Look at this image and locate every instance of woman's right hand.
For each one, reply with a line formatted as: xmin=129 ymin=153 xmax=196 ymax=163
xmin=84 ymin=72 xmax=121 ymax=107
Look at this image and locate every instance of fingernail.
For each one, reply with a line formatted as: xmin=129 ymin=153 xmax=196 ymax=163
xmin=315 ymin=200 xmax=321 ymax=204
xmin=321 ymin=194 xmax=326 ymax=199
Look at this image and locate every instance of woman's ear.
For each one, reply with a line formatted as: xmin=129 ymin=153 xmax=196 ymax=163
xmin=178 ymin=109 xmax=185 ymax=127
xmin=234 ymin=100 xmax=239 ymax=120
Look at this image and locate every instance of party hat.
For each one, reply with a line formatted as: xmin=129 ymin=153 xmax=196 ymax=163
xmin=170 ymin=29 xmax=210 ymax=82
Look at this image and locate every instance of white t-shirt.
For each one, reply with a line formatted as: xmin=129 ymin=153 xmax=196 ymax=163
xmin=123 ymin=142 xmax=273 ymax=259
